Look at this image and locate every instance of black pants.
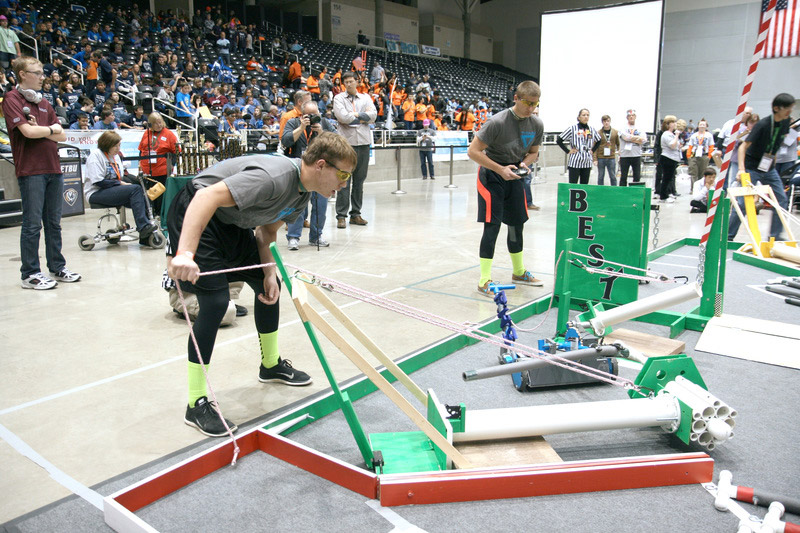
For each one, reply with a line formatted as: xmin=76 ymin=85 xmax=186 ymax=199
xmin=659 ymin=157 xmax=679 ymax=200
xmin=168 ymin=184 xmax=281 ymax=365
xmin=619 ymin=156 xmax=641 ymax=186
xmin=568 ymin=167 xmax=591 ymax=184
xmin=690 ymin=199 xmax=707 ymax=213
xmin=479 ymin=222 xmax=524 ymax=259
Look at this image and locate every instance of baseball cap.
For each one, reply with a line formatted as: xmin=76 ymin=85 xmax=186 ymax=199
xmin=0 ymin=16 xmax=7 ymax=20
xmin=422 ymin=119 xmax=430 ymax=126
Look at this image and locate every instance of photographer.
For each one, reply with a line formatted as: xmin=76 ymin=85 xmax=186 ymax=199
xmin=282 ymin=100 xmax=336 ymax=249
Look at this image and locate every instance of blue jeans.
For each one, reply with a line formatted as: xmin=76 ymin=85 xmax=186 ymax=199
xmin=419 ymin=150 xmax=434 ymax=178
xmin=728 ymin=166 xmax=788 ymax=240
xmin=287 ymin=192 xmax=328 ymax=242
xmin=597 ymin=158 xmax=617 ymax=186
xmin=88 ymin=183 xmax=151 ymax=232
xmin=18 ymin=173 xmax=66 ymax=279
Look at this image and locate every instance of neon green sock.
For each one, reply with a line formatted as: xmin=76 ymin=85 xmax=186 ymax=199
xmin=259 ymin=332 xmax=280 ymax=369
xmin=479 ymin=257 xmax=493 ymax=286
xmin=187 ymin=362 xmax=207 ymax=407
xmin=510 ymin=252 xmax=526 ymax=277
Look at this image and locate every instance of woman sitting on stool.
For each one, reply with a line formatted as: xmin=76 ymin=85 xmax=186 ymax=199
xmin=83 ymin=131 xmax=157 ymax=244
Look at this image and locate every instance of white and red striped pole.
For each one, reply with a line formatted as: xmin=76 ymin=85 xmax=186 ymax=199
xmin=698 ymin=0 xmax=778 ymax=266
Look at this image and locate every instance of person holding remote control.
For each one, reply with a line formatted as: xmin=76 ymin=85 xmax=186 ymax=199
xmin=467 ymin=80 xmax=545 ymax=297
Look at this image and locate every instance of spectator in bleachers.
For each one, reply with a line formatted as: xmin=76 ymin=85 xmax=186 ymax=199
xmin=89 ymin=80 xmax=107 ymax=108
xmin=287 ymin=57 xmax=302 ymax=90
xmin=370 ymin=61 xmax=385 ymax=85
xmin=68 ymin=97 xmax=95 ymax=125
xmin=216 ymin=31 xmax=231 ymax=65
xmin=414 ymin=95 xmax=428 ymax=130
xmin=59 ymin=81 xmax=79 ymax=106
xmin=175 ymin=82 xmax=195 ymax=128
xmin=71 ymin=43 xmax=92 ymax=71
xmin=307 ymin=70 xmax=321 ymax=100
xmin=101 ymin=24 xmax=115 ymax=43
xmin=219 ymin=107 xmax=239 ymax=134
xmin=69 ymin=112 xmax=92 ymax=130
xmin=318 ymin=93 xmax=329 ymax=115
xmin=249 ymin=107 xmax=264 ymax=129
xmin=93 ymin=109 xmax=118 ymax=130
xmin=122 ymin=105 xmax=147 ymax=129
xmin=56 ymin=19 xmax=70 ymax=38
xmin=87 ymin=23 xmax=101 ymax=43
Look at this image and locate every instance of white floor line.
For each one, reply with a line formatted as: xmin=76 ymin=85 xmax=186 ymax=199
xmin=365 ymin=499 xmax=428 ymax=532
xmin=0 ymin=286 xmax=405 ymax=417
xmin=0 ymin=423 xmax=104 ymax=511
xmin=665 ymin=253 xmax=700 ymax=259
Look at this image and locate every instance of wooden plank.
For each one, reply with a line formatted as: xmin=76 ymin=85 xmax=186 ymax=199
xmin=455 ymin=437 xmax=562 ymax=468
xmin=379 ymin=453 xmax=713 ymax=506
xmin=297 ymin=298 xmax=473 ymax=470
xmin=306 ymin=283 xmax=428 ymax=406
xmin=604 ymin=327 xmax=685 ymax=357
xmin=257 ymin=430 xmax=378 ymax=499
xmin=111 ymin=430 xmax=261 ymax=513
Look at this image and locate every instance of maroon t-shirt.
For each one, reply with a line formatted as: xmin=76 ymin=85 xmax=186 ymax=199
xmin=2 ymin=89 xmax=62 ymax=178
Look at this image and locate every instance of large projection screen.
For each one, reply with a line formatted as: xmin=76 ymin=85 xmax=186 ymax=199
xmin=539 ymin=1 xmax=663 ymax=134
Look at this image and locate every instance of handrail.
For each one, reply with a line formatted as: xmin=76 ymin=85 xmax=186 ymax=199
xmin=50 ymin=49 xmax=85 ymax=85
xmin=16 ymin=29 xmax=39 ymax=61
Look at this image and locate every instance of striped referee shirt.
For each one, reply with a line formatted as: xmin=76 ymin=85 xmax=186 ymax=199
xmin=559 ymin=123 xmax=601 ymax=168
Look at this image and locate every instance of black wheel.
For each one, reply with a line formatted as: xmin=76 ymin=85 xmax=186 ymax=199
xmin=148 ymin=231 xmax=166 ymax=249
xmin=105 ymin=230 xmax=120 ymax=245
xmin=78 ymin=235 xmax=95 ymax=251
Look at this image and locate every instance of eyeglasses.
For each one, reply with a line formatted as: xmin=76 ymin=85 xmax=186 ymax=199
xmin=25 ymin=70 xmax=46 ymax=78
xmin=324 ymin=160 xmax=352 ymax=182
xmin=518 ymin=97 xmax=539 ymax=108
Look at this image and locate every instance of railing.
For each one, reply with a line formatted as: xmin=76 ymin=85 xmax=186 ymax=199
xmin=16 ymin=30 xmax=39 ymax=61
xmin=467 ymin=62 xmax=488 ymax=74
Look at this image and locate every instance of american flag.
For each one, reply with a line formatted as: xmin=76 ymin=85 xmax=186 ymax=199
xmin=762 ymin=0 xmax=800 ymax=58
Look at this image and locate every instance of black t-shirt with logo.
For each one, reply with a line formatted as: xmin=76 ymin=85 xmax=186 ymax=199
xmin=744 ymin=116 xmax=790 ymax=172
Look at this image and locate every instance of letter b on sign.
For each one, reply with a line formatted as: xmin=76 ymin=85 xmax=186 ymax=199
xmin=568 ymin=189 xmax=588 ymax=212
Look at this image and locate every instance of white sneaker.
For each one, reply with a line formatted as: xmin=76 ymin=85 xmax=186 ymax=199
xmin=287 ymin=238 xmax=299 ymax=251
xmin=22 ymin=272 xmax=57 ymax=290
xmin=666 ymin=197 xmax=675 ymax=203
xmin=220 ymin=300 xmax=236 ymax=327
xmin=50 ymin=268 xmax=81 ymax=283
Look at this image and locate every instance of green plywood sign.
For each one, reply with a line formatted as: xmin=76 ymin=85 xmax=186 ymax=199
xmin=554 ymin=184 xmax=650 ymax=305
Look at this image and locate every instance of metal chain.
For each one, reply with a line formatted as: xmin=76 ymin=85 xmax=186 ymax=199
xmin=697 ymin=243 xmax=706 ymax=285
xmin=652 ymin=205 xmax=660 ymax=249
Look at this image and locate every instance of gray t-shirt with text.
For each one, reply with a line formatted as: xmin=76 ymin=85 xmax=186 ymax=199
xmin=192 ymin=155 xmax=309 ymax=228
xmin=476 ymin=108 xmax=544 ymax=165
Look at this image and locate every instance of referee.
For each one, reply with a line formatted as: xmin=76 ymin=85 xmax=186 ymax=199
xmin=467 ymin=80 xmax=545 ymax=296
xmin=557 ymin=109 xmax=601 ymax=184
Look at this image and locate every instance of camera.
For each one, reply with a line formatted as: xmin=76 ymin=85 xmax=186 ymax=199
xmin=303 ymin=113 xmax=321 ymax=125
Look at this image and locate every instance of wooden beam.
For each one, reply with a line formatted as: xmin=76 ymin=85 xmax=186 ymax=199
xmin=296 ymin=297 xmax=473 ymax=470
xmin=378 ymin=452 xmax=713 ymax=506
xmin=257 ymin=430 xmax=378 ymax=499
xmin=306 ymin=282 xmax=427 ymax=406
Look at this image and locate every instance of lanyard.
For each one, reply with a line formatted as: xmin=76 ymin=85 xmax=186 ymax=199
xmin=105 ymin=153 xmax=121 ymax=180
xmin=766 ymin=116 xmax=782 ymax=155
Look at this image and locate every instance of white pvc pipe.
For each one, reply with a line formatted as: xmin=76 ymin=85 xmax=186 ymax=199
xmin=453 ymin=395 xmax=680 ymax=443
xmin=585 ymin=282 xmax=703 ymax=336
xmin=771 ymin=244 xmax=800 ymax=265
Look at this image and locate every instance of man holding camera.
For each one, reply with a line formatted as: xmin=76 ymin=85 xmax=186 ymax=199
xmin=282 ymin=101 xmax=336 ymax=249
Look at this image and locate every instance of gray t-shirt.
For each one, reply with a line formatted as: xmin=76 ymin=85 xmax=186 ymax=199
xmin=192 ymin=155 xmax=310 ymax=228
xmin=476 ymin=108 xmax=544 ymax=165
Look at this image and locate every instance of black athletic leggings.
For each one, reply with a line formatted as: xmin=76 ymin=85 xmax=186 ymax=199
xmin=188 ymin=279 xmax=280 ymax=365
xmin=479 ymin=222 xmax=524 ymax=259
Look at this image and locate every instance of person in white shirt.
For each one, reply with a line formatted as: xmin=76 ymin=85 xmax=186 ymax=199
xmin=618 ymin=109 xmax=647 ymax=186
xmin=716 ymin=107 xmax=752 ymax=152
xmin=332 ymin=71 xmax=377 ymax=228
xmin=690 ymin=168 xmax=716 ymax=213
xmin=687 ymin=120 xmax=714 ymax=185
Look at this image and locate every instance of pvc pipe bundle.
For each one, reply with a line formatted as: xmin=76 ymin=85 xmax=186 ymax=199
xmin=663 ymin=376 xmax=737 ymax=451
xmin=453 ymin=394 xmax=680 ymax=443
xmin=582 ymin=282 xmax=703 ymax=336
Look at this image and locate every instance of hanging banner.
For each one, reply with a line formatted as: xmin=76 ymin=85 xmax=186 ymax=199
xmin=421 ymin=45 xmax=441 ymax=57
xmin=60 ymin=129 xmax=177 ymax=175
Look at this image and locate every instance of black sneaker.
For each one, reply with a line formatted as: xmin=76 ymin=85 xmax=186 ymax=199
xmin=258 ymin=358 xmax=312 ymax=386
xmin=184 ymin=396 xmax=238 ymax=437
xmin=235 ymin=304 xmax=248 ymax=317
